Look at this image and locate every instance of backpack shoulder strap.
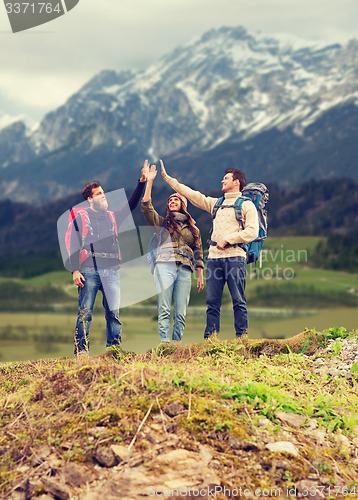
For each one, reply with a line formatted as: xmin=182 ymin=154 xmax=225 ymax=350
xmin=107 ymin=210 xmax=118 ymax=236
xmin=233 ymin=196 xmax=251 ymax=228
xmin=65 ymin=208 xmax=91 ymax=262
xmin=212 ymin=196 xmax=225 ymax=220
xmin=69 ymin=208 xmax=91 ymax=242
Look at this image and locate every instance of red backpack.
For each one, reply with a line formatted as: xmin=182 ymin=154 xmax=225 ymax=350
xmin=65 ymin=207 xmax=118 ymax=266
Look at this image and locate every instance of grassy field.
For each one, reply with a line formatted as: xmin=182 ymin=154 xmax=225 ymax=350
xmin=1 ymin=329 xmax=358 ymax=498
xmin=14 ymin=236 xmax=358 ymax=296
xmin=0 ymin=236 xmax=356 ymax=362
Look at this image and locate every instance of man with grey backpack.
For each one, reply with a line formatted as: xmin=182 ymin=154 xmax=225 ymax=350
xmin=161 ymin=160 xmax=266 ymax=339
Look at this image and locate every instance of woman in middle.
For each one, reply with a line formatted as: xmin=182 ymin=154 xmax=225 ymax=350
xmin=141 ymin=164 xmax=205 ymax=343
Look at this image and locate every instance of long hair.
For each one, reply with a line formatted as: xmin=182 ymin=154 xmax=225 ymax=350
xmin=164 ymin=201 xmax=201 ymax=249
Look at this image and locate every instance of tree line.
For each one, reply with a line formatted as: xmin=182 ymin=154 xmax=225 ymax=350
xmin=0 ymin=178 xmax=357 ymax=276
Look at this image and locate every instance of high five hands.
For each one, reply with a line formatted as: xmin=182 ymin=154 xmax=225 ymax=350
xmin=141 ymin=159 xmax=158 ymax=182
xmin=141 ymin=158 xmax=167 ymax=179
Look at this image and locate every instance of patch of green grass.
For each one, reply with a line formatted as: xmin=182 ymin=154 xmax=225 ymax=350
xmin=22 ymin=271 xmax=71 ymax=286
xmin=0 ymin=330 xmax=358 ymax=498
xmin=293 ymin=327 xmax=352 ymax=354
xmin=222 ymin=381 xmax=300 ymax=419
xmin=351 ymin=363 xmax=358 ymax=375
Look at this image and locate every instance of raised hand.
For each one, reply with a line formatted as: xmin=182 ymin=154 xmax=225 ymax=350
xmin=142 ymin=164 xmax=157 ymax=202
xmin=160 ymin=159 xmax=168 ymax=178
xmin=147 ymin=164 xmax=158 ymax=182
xmin=140 ymin=159 xmax=150 ymax=182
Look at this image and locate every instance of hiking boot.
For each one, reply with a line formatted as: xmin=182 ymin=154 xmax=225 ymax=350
xmin=75 ymin=350 xmax=90 ymax=360
xmin=236 ymin=331 xmax=248 ymax=339
xmin=103 ymin=345 xmax=123 ymax=358
xmin=204 ymin=331 xmax=219 ymax=340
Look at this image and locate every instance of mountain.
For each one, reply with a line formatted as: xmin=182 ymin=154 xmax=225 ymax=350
xmin=1 ymin=26 xmax=358 ymax=203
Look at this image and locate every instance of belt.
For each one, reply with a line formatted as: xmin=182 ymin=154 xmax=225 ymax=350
xmin=158 ymin=249 xmax=195 ymax=264
xmin=207 ymin=238 xmax=264 ymax=248
xmin=207 ymin=239 xmax=240 ymax=248
xmin=91 ymin=252 xmax=120 ymax=259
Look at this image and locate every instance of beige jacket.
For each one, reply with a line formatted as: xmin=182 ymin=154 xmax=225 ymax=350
xmin=163 ymin=175 xmax=259 ymax=259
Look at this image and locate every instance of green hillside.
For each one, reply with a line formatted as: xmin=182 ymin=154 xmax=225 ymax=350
xmin=1 ymin=329 xmax=357 ymax=499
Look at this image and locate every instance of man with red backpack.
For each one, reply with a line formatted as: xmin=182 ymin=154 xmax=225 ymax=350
xmin=68 ymin=163 xmax=148 ymax=356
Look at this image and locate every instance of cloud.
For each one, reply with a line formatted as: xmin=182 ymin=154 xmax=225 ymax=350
xmin=0 ymin=0 xmax=357 ymax=120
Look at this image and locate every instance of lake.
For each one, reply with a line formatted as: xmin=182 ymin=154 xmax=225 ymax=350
xmin=0 ymin=307 xmax=356 ymax=362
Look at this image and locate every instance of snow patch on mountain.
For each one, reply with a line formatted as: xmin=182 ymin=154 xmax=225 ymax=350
xmin=1 ymin=25 xmax=357 ymax=171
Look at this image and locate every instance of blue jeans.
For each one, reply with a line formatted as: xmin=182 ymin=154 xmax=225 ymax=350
xmin=154 ymin=263 xmax=192 ymax=342
xmin=204 ymin=257 xmax=247 ymax=338
xmin=74 ymin=267 xmax=122 ymax=355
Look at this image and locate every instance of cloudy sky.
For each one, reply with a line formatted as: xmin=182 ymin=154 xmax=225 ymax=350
xmin=0 ymin=0 xmax=357 ymax=125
